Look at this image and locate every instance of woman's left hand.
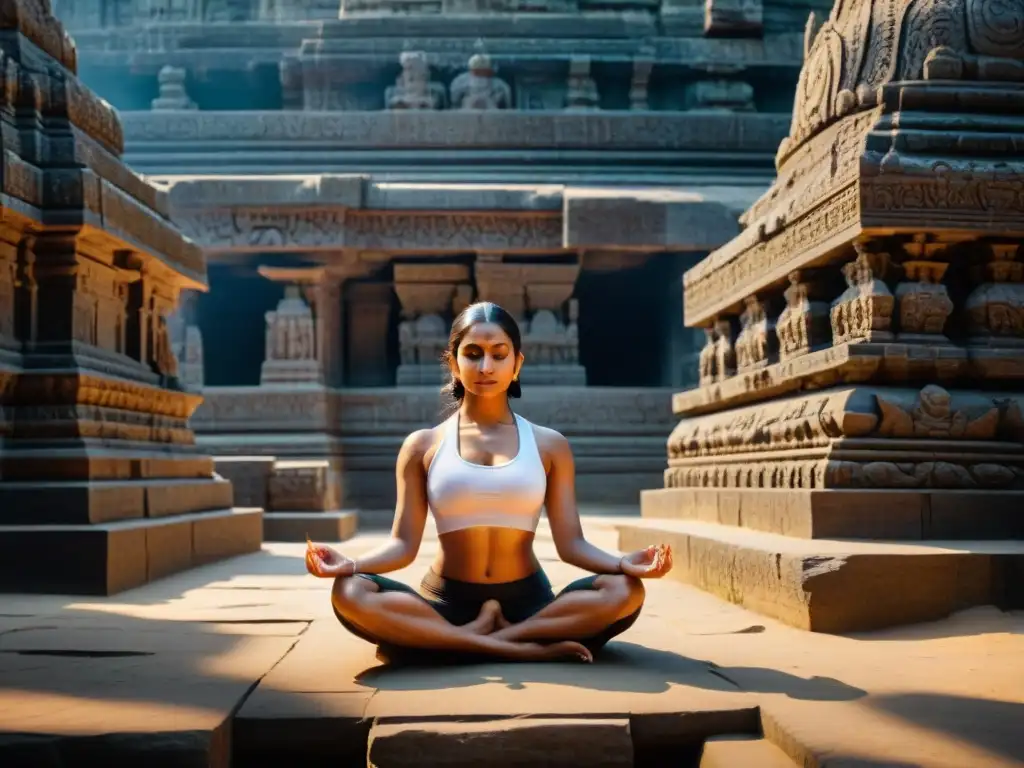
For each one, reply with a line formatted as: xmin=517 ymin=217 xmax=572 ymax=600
xmin=619 ymin=544 xmax=673 ymax=579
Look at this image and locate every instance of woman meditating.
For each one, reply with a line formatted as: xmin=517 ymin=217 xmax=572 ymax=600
xmin=306 ymin=301 xmax=673 ymax=663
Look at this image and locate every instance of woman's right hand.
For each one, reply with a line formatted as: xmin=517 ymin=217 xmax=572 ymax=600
xmin=305 ymin=540 xmax=356 ymax=578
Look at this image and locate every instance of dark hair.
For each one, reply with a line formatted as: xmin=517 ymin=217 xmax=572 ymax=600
xmin=441 ymin=301 xmax=522 ymax=402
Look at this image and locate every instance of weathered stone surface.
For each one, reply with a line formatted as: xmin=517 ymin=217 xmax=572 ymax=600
xmin=367 ymin=718 xmax=634 ymax=768
xmin=0 ymin=7 xmax=266 ymax=595
xmin=618 ymin=518 xmax=1024 ymax=633
xmin=264 ymin=511 xmax=359 ymax=542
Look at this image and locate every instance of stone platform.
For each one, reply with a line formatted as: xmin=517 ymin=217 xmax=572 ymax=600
xmin=0 ymin=514 xmax=1020 ymax=768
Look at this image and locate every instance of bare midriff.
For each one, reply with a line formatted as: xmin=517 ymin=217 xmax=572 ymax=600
xmin=432 ymin=527 xmax=541 ymax=583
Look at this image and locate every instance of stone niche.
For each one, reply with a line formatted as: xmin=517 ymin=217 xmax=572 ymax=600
xmin=261 ymin=284 xmax=322 ymax=385
xmin=0 ymin=1 xmax=261 ymax=595
xmin=631 ymin=0 xmax=1024 ymax=633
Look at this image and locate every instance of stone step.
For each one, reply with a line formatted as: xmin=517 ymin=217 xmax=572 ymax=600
xmin=0 ymin=508 xmax=263 ymax=596
xmin=641 ymin=487 xmax=1024 ymax=541
xmin=617 ymin=518 xmax=1024 ymax=633
xmin=0 ymin=477 xmax=235 ymax=525
xmin=263 ymin=511 xmax=359 ymax=542
xmin=699 ymin=734 xmax=796 ymax=767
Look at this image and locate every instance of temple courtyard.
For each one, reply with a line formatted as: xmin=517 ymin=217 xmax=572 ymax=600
xmin=0 ymin=510 xmax=1020 ymax=768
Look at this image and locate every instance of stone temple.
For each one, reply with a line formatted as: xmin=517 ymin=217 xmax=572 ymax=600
xmin=48 ymin=0 xmax=832 ymax=551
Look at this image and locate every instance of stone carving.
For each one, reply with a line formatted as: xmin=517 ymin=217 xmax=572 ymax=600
xmin=966 ymin=243 xmax=1024 ymax=341
xmin=734 ymin=296 xmax=776 ymax=373
xmin=386 ymin=52 xmax=446 ymax=111
xmin=565 ymin=57 xmax=599 ymax=111
xmin=523 ymin=305 xmax=580 ymax=367
xmin=151 ymin=65 xmax=196 ymax=111
xmin=875 ymin=384 xmax=1000 ymax=440
xmin=450 ymin=54 xmax=512 ymax=110
xmin=775 ymin=269 xmax=832 ymax=361
xmin=261 ymin=285 xmax=321 ymax=385
xmin=698 ymin=327 xmax=718 ymax=387
xmin=713 ymin=318 xmax=735 ymax=381
xmin=830 ymin=244 xmax=895 ymax=345
xmin=178 ymin=325 xmax=204 ymax=389
xmin=894 ymin=259 xmax=954 ymax=339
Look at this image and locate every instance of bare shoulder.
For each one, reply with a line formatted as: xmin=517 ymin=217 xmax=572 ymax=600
xmin=400 ymin=426 xmax=444 ymax=471
xmin=526 ymin=421 xmax=573 ymax=461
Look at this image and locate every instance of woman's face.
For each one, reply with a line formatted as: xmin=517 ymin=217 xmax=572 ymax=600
xmin=451 ymin=322 xmax=523 ymax=398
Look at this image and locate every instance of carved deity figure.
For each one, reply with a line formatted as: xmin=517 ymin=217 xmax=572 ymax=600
xmin=386 ymin=52 xmax=446 ymax=111
xmin=450 ymin=54 xmax=512 ymax=110
xmin=734 ymin=296 xmax=774 ymax=372
xmin=965 ymin=245 xmax=1024 ymax=339
xmin=153 ymin=314 xmax=179 ymax=379
xmin=876 ymin=385 xmax=1000 ymax=441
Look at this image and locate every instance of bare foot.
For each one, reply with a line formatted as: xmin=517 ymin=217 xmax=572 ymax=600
xmin=516 ymin=640 xmax=593 ymax=664
xmin=464 ymin=599 xmax=503 ymax=635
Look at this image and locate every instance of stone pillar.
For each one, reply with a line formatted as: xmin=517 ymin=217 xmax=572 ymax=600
xmin=0 ymin=4 xmax=261 ymax=596
xmin=345 ymin=281 xmax=394 ymax=387
xmin=474 ymin=257 xmax=585 ymax=385
xmin=260 ymin=284 xmax=322 ymax=385
xmin=394 ymin=264 xmax=472 ymax=386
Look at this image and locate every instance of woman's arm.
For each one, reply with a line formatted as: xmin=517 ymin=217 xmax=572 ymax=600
xmin=347 ymin=429 xmax=434 ymax=575
xmin=542 ymin=429 xmax=625 ymax=574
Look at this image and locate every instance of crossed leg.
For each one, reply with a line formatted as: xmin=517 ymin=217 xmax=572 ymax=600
xmin=331 ymin=575 xmax=592 ymax=662
xmin=488 ymin=574 xmax=646 ymax=645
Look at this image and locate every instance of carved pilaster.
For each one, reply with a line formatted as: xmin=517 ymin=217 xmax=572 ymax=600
xmin=830 ymin=243 xmax=895 ymax=346
xmin=630 ymin=56 xmax=654 ymax=111
xmin=775 ymin=269 xmax=833 ymax=361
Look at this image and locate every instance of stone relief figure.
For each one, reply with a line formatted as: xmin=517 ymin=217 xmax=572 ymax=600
xmin=386 ymin=52 xmax=447 ymax=111
xmin=712 ymin=319 xmax=735 ymax=381
xmin=698 ymin=326 xmax=718 ymax=386
xmin=450 ymin=54 xmax=512 ymax=110
xmin=830 ymin=244 xmax=895 ymax=345
xmin=875 ymin=385 xmax=1000 ymax=440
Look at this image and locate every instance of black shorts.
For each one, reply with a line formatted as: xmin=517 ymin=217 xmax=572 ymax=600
xmin=333 ymin=568 xmax=640 ymax=664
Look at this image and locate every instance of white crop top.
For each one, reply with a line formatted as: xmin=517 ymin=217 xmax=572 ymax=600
xmin=426 ymin=412 xmax=547 ymax=535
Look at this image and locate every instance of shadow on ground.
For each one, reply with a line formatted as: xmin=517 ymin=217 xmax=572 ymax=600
xmin=355 ymin=640 xmax=867 ymax=702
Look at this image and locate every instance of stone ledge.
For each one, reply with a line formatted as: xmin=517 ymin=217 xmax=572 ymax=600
xmin=264 ymin=511 xmax=358 ymax=543
xmin=617 ymin=518 xmax=1024 ymax=633
xmin=699 ymin=734 xmax=797 ymax=768
xmin=367 ymin=718 xmax=634 ymax=768
xmin=641 ymin=488 xmax=1024 ymax=541
xmin=0 ymin=509 xmax=262 ymax=596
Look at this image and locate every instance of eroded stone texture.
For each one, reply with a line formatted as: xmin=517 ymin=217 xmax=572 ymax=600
xmin=643 ymin=0 xmax=1024 ymax=632
xmin=0 ymin=2 xmax=261 ymax=595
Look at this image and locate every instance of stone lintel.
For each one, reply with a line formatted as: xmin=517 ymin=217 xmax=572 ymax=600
xmin=165 ymin=179 xmax=745 ymax=256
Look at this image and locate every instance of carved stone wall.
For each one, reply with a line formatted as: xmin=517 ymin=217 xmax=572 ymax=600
xmin=0 ymin=2 xmax=261 ymax=596
xmin=662 ymin=0 xmax=1024 ymax=500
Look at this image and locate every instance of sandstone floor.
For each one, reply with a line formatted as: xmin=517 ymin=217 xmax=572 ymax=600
xmin=1 ymin=513 xmax=1021 ymax=767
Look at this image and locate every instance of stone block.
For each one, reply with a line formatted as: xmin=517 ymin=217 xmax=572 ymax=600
xmin=367 ymin=718 xmax=634 ymax=768
xmin=146 ymin=478 xmax=235 ymax=518
xmin=268 ymin=460 xmax=337 ymax=512
xmin=193 ymin=509 xmax=264 ymax=566
xmin=618 ymin=519 xmax=1024 ymax=633
xmin=699 ymin=735 xmax=795 ymax=767
xmin=263 ymin=511 xmax=358 ymax=542
xmin=703 ymin=0 xmax=764 ymax=37
xmin=214 ymin=456 xmax=276 ymax=508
